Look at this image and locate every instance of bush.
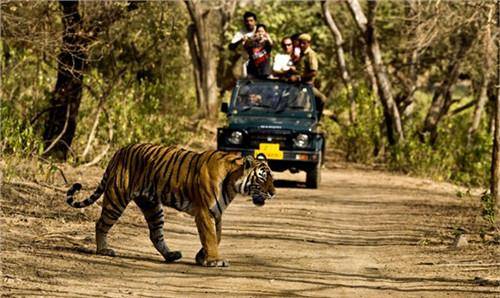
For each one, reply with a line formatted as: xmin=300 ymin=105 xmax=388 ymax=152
xmin=321 ymin=84 xmax=491 ymax=188
xmin=1 ymin=100 xmax=44 ymax=157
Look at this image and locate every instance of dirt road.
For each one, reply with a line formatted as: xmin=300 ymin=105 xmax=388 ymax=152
xmin=1 ymin=164 xmax=499 ymax=297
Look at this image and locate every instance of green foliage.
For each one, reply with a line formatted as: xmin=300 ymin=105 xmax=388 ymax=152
xmin=2 ymin=2 xmax=199 ymax=165
xmin=480 ymin=191 xmax=496 ymax=226
xmin=328 ymin=82 xmax=491 ymax=187
xmin=1 ymin=103 xmax=44 ymax=156
xmin=329 ymin=84 xmax=384 ymax=163
xmin=0 ymin=32 xmax=53 ymax=157
xmin=93 ymin=83 xmax=195 ymax=148
xmin=387 ymin=102 xmax=490 ymax=187
xmin=0 ymin=0 xmax=496 ymax=191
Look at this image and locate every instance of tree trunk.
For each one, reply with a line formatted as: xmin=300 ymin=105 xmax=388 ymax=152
xmin=187 ymin=24 xmax=204 ymax=109
xmin=362 ymin=41 xmax=378 ymax=97
xmin=468 ymin=77 xmax=490 ymax=143
xmin=396 ymin=0 xmax=420 ymax=119
xmin=491 ymin=0 xmax=500 ymax=214
xmin=322 ymin=0 xmax=356 ymax=124
xmin=185 ymin=0 xmax=228 ymax=119
xmin=216 ymin=0 xmax=237 ymax=94
xmin=346 ymin=0 xmax=404 ymax=145
xmin=468 ymin=5 xmax=494 ymax=144
xmin=420 ymin=31 xmax=474 ymax=144
xmin=43 ymin=1 xmax=87 ymax=160
xmin=42 ymin=1 xmax=139 ymax=161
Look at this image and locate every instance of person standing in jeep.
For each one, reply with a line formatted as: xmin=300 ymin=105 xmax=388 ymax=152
xmin=228 ymin=11 xmax=258 ymax=79
xmin=290 ymin=33 xmax=327 ymax=119
xmin=229 ymin=11 xmax=257 ymax=51
xmin=272 ymin=36 xmax=295 ymax=79
xmin=243 ymin=24 xmax=273 ymax=79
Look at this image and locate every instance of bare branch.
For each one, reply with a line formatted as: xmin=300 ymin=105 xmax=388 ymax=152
xmin=42 ymin=106 xmax=70 ymax=155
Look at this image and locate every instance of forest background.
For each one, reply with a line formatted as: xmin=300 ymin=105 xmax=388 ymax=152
xmin=1 ymin=0 xmax=498 ymax=197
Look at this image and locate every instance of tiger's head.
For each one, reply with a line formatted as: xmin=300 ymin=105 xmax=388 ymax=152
xmin=238 ymin=154 xmax=275 ymax=206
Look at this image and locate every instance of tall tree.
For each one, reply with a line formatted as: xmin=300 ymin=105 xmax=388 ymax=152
xmin=42 ymin=1 xmax=86 ymax=160
xmin=419 ymin=30 xmax=475 ymax=144
xmin=468 ymin=4 xmax=495 ymax=143
xmin=392 ymin=0 xmax=420 ymax=119
xmin=346 ymin=0 xmax=404 ymax=145
xmin=43 ymin=1 xmax=139 ymax=160
xmin=185 ymin=0 xmax=236 ymax=118
xmin=322 ymin=0 xmax=356 ymax=124
xmin=491 ymin=0 xmax=500 ymax=213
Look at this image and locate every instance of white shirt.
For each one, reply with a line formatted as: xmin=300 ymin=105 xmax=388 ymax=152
xmin=273 ymin=53 xmax=293 ymax=73
xmin=231 ymin=29 xmax=255 ymax=45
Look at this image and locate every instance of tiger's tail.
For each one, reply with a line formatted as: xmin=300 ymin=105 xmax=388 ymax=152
xmin=66 ymin=173 xmax=108 ymax=208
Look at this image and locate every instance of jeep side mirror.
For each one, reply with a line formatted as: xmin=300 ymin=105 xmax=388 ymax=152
xmin=221 ymin=102 xmax=228 ymax=114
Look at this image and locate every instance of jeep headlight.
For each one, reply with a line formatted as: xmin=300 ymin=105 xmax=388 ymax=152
xmin=293 ymin=134 xmax=309 ymax=148
xmin=227 ymin=131 xmax=243 ymax=145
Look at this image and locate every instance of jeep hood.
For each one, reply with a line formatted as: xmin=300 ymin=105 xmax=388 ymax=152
xmin=228 ymin=116 xmax=317 ymax=131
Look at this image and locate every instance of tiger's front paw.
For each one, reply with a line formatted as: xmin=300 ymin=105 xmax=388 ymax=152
xmin=195 ymin=248 xmax=206 ymax=265
xmin=195 ymin=248 xmax=229 ymax=267
xmin=205 ymin=259 xmax=230 ymax=267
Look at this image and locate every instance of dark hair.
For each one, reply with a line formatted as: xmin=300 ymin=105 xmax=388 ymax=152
xmin=291 ymin=33 xmax=301 ymax=42
xmin=281 ymin=36 xmax=292 ymax=46
xmin=256 ymin=23 xmax=267 ymax=31
xmin=243 ymin=11 xmax=257 ymax=21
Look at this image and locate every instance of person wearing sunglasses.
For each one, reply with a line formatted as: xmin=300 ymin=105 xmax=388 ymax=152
xmin=272 ymin=37 xmax=296 ymax=79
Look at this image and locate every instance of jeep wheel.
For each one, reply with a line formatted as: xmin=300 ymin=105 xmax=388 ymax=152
xmin=306 ymin=154 xmax=321 ymax=189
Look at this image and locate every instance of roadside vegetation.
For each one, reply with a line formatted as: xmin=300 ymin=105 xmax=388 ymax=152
xmin=1 ymin=1 xmax=497 ymax=197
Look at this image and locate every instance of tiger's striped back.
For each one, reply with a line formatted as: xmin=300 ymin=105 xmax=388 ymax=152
xmin=66 ymin=144 xmax=253 ymax=215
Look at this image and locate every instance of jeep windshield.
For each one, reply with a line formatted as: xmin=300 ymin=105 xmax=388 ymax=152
xmin=232 ymin=81 xmax=313 ymax=115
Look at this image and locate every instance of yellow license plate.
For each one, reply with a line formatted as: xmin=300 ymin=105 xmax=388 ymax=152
xmin=254 ymin=143 xmax=283 ymax=160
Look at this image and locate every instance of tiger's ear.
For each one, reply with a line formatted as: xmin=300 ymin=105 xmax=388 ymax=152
xmin=244 ymin=155 xmax=254 ymax=169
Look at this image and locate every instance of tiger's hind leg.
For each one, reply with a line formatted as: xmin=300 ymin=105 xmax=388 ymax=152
xmin=135 ymin=196 xmax=182 ymax=263
xmin=95 ymin=192 xmax=130 ymax=257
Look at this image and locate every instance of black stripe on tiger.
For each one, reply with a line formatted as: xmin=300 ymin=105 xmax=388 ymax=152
xmin=161 ymin=149 xmax=185 ymax=194
xmin=66 ymin=177 xmax=106 ymax=209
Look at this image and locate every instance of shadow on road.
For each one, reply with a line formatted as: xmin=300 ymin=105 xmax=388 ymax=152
xmin=273 ymin=179 xmax=307 ymax=189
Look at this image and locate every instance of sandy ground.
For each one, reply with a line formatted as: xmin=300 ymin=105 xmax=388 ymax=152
xmin=1 ymin=162 xmax=499 ymax=297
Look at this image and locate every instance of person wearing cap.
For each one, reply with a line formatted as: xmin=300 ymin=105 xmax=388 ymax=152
xmin=291 ymin=33 xmax=327 ymax=119
xmin=293 ymin=33 xmax=319 ymax=84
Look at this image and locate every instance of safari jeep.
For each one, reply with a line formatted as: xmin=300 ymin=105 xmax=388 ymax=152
xmin=217 ymin=79 xmax=325 ymax=188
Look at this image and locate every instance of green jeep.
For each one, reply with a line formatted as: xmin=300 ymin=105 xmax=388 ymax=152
xmin=217 ymin=79 xmax=325 ymax=188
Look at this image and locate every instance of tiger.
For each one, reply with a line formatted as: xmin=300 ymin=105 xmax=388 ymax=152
xmin=66 ymin=143 xmax=275 ymax=267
